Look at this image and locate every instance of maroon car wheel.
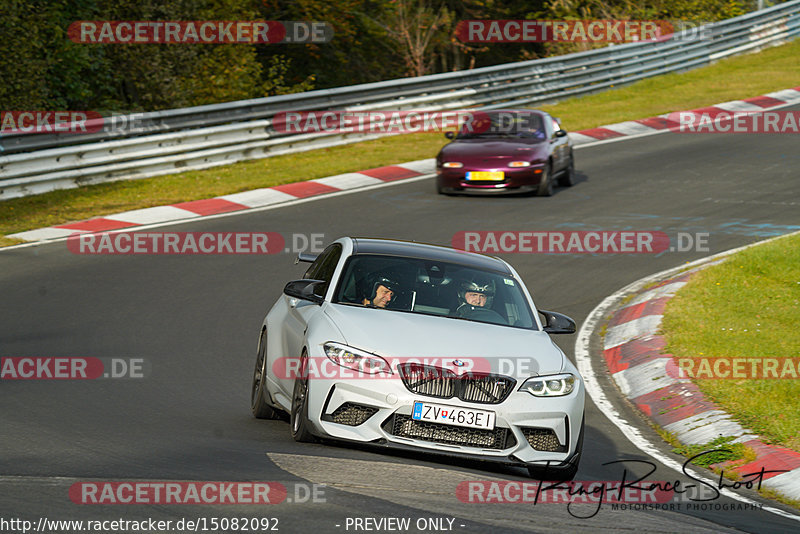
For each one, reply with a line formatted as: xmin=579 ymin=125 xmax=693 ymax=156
xmin=558 ymin=153 xmax=575 ymax=187
xmin=537 ymin=163 xmax=554 ymax=197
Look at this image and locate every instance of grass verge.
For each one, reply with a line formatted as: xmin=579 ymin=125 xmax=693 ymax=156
xmin=2 ymin=39 xmax=800 ymax=246
xmin=0 ymin=133 xmax=446 ymax=247
xmin=673 ymin=436 xmax=752 ymax=469
xmin=661 ymin=232 xmax=800 ymax=453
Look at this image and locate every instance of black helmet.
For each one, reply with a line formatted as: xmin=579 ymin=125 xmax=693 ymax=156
xmin=360 ymin=273 xmax=401 ymax=305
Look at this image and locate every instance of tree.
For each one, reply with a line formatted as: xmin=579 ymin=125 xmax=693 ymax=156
xmin=377 ymin=0 xmax=450 ymax=77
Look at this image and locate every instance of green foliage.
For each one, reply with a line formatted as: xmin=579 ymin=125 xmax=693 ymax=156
xmin=0 ymin=0 xmax=766 ymax=111
xmin=536 ymin=0 xmax=751 ymax=56
xmin=673 ymin=436 xmax=747 ymax=467
xmin=258 ymin=0 xmax=402 ymax=88
xmin=0 ymin=0 xmax=107 ymax=109
xmin=95 ymin=0 xmax=269 ymax=110
xmin=0 ymin=0 xmax=310 ymax=111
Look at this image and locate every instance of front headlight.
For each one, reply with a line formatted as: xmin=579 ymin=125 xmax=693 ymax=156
xmin=442 ymin=162 xmax=463 ymax=168
xmin=323 ymin=342 xmax=392 ymax=375
xmin=508 ymin=161 xmax=531 ymax=167
xmin=520 ymin=373 xmax=576 ymax=397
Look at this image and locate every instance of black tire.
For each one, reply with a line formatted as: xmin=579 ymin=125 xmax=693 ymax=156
xmin=536 ymin=162 xmax=554 ymax=197
xmin=526 ymin=416 xmax=584 ymax=481
xmin=290 ymin=351 xmax=316 ymax=442
xmin=251 ymin=330 xmax=281 ymax=419
xmin=558 ymin=152 xmax=575 ymax=187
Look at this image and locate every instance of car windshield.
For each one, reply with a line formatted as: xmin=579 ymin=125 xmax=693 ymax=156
xmin=332 ymin=254 xmax=538 ymax=329
xmin=457 ymin=111 xmax=545 ymax=140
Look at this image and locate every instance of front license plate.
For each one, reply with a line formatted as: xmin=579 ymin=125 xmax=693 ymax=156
xmin=412 ymin=401 xmax=495 ymax=430
xmin=466 ymin=171 xmax=504 ymax=181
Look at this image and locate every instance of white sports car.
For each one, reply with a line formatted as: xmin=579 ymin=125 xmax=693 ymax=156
xmin=251 ymin=237 xmax=585 ymax=478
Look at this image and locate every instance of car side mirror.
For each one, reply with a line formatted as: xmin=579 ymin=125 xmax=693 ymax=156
xmin=445 ymin=131 xmax=455 ymax=139
xmin=284 ymin=279 xmax=326 ymax=305
xmin=539 ymin=310 xmax=576 ymax=334
xmin=555 ymin=129 xmax=568 ymax=138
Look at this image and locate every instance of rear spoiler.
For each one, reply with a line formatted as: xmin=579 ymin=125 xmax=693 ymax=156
xmin=294 ymin=252 xmax=318 ymax=264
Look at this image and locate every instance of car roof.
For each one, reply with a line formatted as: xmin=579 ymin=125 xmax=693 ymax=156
xmin=350 ymin=238 xmax=511 ymax=274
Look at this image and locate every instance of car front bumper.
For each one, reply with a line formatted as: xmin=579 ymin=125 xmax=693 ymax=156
xmin=437 ymin=166 xmax=546 ymax=193
xmin=306 ymin=374 xmax=585 ymax=466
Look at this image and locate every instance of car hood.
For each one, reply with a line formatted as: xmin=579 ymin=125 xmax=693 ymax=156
xmin=323 ymin=303 xmax=564 ymax=376
xmin=439 ymin=139 xmax=548 ymax=162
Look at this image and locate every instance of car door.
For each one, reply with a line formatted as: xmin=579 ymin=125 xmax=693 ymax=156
xmin=279 ymin=244 xmax=343 ymax=395
xmin=546 ymin=114 xmax=568 ymax=171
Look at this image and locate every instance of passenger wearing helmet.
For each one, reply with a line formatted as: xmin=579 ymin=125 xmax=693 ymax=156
xmin=362 ymin=274 xmax=400 ymax=308
xmin=456 ymin=278 xmax=507 ymax=324
xmin=456 ymin=279 xmax=495 ymax=316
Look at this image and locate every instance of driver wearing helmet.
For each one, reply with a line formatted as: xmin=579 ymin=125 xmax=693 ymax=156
xmin=456 ymin=278 xmax=495 ymax=317
xmin=362 ymin=274 xmax=400 ymax=308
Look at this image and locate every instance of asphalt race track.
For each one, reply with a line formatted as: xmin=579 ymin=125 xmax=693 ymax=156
xmin=2 ymin=107 xmax=800 ymax=533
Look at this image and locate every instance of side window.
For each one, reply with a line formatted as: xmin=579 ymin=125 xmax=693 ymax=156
xmin=525 ymin=113 xmax=546 ymax=139
xmin=544 ymin=115 xmax=555 ymax=139
xmin=304 ymin=247 xmax=329 ymax=279
xmin=551 ymin=117 xmax=564 ymax=138
xmin=304 ymin=244 xmax=342 ymax=296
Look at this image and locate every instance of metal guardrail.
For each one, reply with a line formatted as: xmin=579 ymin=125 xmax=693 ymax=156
xmin=1 ymin=1 xmax=799 ymax=200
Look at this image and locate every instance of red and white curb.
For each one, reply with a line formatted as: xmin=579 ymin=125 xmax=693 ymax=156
xmin=603 ymin=255 xmax=800 ymax=502
xmin=568 ymin=87 xmax=800 ymax=145
xmin=7 ymin=87 xmax=800 ymax=244
xmin=8 ymin=160 xmax=434 ymax=242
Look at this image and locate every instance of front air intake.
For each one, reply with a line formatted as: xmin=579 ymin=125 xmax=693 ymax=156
xmin=397 ymin=363 xmax=515 ymax=404
xmin=521 ymin=427 xmax=566 ymax=452
xmin=397 ymin=363 xmax=456 ymax=399
xmin=388 ymin=414 xmax=514 ymax=449
xmin=328 ymin=402 xmax=379 ymax=426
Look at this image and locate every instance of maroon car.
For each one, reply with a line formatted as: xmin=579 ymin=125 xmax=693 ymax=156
xmin=435 ymin=110 xmax=574 ymax=196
